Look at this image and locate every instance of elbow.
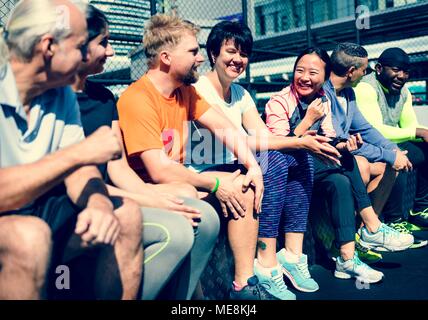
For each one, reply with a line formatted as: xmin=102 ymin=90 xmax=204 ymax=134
xmin=150 ymin=174 xmax=164 ymax=184
xmin=107 ymin=161 xmax=127 ymax=180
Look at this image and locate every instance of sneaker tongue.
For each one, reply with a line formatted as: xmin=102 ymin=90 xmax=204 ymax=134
xmin=271 ymin=269 xmax=279 ymax=277
xmin=299 ymin=254 xmax=307 ymax=264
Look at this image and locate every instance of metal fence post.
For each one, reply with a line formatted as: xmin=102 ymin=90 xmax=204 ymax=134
xmin=354 ymin=0 xmax=360 ymax=44
xmin=426 ymin=80 xmax=428 ymax=102
xmin=242 ymin=0 xmax=252 ymax=93
xmin=305 ymin=0 xmax=312 ymax=47
xmin=150 ymin=0 xmax=157 ymax=16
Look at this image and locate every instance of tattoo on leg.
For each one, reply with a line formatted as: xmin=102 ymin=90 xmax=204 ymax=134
xmin=257 ymin=240 xmax=267 ymax=250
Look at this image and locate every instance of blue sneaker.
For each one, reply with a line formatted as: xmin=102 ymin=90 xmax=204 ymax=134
xmin=253 ymin=260 xmax=296 ymax=300
xmin=277 ymin=249 xmax=319 ymax=292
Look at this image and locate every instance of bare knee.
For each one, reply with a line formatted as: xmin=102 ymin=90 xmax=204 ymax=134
xmin=356 ymin=156 xmax=370 ymax=185
xmin=115 ymin=198 xmax=143 ymax=242
xmin=0 ymin=216 xmax=52 ymax=263
xmin=233 ymin=175 xmax=255 ymax=205
xmin=371 ymin=162 xmax=387 ymax=177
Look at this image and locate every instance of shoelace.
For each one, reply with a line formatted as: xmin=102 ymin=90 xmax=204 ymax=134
xmin=381 ymin=224 xmax=401 ymax=239
xmin=388 ymin=221 xmax=412 ymax=234
xmin=352 ymin=254 xmax=370 ymax=272
xmin=354 ymin=255 xmax=363 ymax=266
xmin=419 ymin=208 xmax=428 ymax=218
xmin=296 ymin=261 xmax=311 ymax=279
xmin=271 ymin=272 xmax=288 ymax=292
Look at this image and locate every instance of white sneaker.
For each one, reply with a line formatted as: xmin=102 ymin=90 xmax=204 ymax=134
xmin=359 ymin=223 xmax=414 ymax=252
xmin=334 ymin=253 xmax=384 ymax=284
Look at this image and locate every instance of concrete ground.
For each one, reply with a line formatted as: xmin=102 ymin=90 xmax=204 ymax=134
xmin=295 ymin=229 xmax=428 ymax=300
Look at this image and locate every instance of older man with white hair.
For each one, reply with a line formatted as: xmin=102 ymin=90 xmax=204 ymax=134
xmin=0 ymin=0 xmax=143 ymax=299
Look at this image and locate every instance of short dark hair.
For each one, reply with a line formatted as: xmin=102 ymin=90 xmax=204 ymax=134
xmin=206 ymin=20 xmax=253 ymax=68
xmin=330 ymin=42 xmax=368 ymax=76
xmin=293 ymin=47 xmax=331 ymax=81
xmin=86 ymin=4 xmax=109 ymax=42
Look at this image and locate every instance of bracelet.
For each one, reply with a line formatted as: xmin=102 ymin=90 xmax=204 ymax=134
xmin=211 ymin=177 xmax=220 ymax=193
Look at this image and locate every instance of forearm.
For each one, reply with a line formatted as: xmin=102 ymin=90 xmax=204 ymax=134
xmin=351 ymin=115 xmax=397 ymax=151
xmin=151 ymin=162 xmax=216 ymax=192
xmin=106 ymin=184 xmax=155 ymax=208
xmin=294 ymin=118 xmax=313 ymax=137
xmin=377 ymin=124 xmax=416 ymax=143
xmin=65 ymin=165 xmax=112 ymax=210
xmin=214 ymin=129 xmax=259 ymax=169
xmin=353 ymin=143 xmax=396 ymax=166
xmin=107 ymin=160 xmax=150 ymax=195
xmin=246 ymin=134 xmax=302 ymax=152
xmin=198 ymin=109 xmax=259 ymax=170
xmin=0 ymin=146 xmax=82 ymax=212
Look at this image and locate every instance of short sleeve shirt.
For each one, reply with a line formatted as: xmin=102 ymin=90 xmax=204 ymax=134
xmin=77 ymin=80 xmax=117 ymax=178
xmin=117 ymin=74 xmax=211 ymax=179
xmin=0 ymin=64 xmax=85 ymax=168
xmin=188 ymin=75 xmax=255 ymax=172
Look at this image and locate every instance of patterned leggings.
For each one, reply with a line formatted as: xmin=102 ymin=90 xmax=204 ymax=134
xmin=258 ymin=150 xmax=314 ymax=238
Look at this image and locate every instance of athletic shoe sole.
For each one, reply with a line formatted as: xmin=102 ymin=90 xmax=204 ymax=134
xmin=334 ymin=270 xmax=383 ymax=284
xmin=410 ymin=238 xmax=428 ymax=249
xmin=282 ymin=267 xmax=319 ymax=293
xmin=358 ymin=239 xmax=413 ymax=252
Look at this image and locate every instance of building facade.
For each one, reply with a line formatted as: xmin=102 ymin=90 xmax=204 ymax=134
xmin=250 ymin=0 xmax=428 ymax=102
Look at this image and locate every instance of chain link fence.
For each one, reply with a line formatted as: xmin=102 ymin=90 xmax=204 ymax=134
xmin=1 ymin=0 xmax=427 ymax=298
xmin=0 ymin=0 xmax=16 ymax=25
xmin=249 ymin=0 xmax=428 ymax=108
xmin=1 ymin=0 xmax=428 ymax=104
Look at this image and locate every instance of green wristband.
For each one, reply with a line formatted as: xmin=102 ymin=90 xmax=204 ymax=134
xmin=211 ymin=177 xmax=220 ymax=193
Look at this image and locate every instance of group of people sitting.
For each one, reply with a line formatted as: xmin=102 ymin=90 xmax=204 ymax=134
xmin=1 ymin=0 xmax=427 ymax=300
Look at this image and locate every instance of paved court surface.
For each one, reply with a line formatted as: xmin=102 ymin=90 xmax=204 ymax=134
xmin=295 ymin=230 xmax=428 ymax=300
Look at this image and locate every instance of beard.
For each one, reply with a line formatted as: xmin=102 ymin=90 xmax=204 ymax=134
xmin=378 ymin=73 xmax=402 ymax=95
xmin=181 ymin=67 xmax=199 ymax=86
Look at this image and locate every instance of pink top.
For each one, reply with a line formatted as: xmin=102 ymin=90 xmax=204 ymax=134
xmin=265 ymin=85 xmax=336 ymax=138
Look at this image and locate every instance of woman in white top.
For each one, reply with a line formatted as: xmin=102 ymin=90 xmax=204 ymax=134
xmin=190 ymin=21 xmax=341 ymax=299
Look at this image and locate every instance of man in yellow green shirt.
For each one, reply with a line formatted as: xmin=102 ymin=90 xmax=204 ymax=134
xmin=354 ymin=47 xmax=428 ymax=230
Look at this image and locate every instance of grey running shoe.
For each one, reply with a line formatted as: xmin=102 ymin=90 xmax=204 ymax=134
xmin=386 ymin=221 xmax=428 ymax=249
xmin=334 ymin=253 xmax=384 ymax=284
xmin=359 ymin=223 xmax=414 ymax=252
